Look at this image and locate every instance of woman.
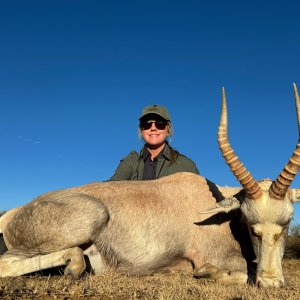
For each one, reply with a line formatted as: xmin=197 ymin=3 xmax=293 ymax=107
xmin=110 ymin=104 xmax=199 ymax=180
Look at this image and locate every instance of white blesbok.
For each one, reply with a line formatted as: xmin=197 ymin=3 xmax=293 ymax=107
xmin=1 ymin=85 xmax=300 ymax=288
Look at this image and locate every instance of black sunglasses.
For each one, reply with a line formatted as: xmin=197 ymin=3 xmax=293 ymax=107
xmin=140 ymin=120 xmax=168 ymax=130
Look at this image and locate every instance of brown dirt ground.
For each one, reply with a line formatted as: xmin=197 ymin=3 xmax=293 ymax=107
xmin=0 ymin=237 xmax=299 ymax=300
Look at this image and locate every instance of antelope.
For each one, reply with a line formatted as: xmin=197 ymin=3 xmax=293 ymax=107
xmin=0 ymin=85 xmax=299 ymax=288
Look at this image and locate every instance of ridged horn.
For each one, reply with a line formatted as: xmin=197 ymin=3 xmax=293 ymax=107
xmin=269 ymin=83 xmax=300 ymax=200
xmin=218 ymin=87 xmax=262 ymax=199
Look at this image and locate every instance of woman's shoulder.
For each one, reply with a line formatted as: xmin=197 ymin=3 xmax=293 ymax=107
xmin=174 ymin=152 xmax=199 ymax=174
xmin=176 ymin=152 xmax=196 ymax=164
xmin=122 ymin=150 xmax=140 ymax=161
xmin=166 ymin=144 xmax=194 ymax=164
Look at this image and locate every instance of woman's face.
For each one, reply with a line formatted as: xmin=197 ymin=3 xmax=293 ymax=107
xmin=140 ymin=118 xmax=169 ymax=148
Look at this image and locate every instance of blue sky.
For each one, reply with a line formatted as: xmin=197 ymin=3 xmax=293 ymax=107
xmin=0 ymin=1 xmax=299 ymax=224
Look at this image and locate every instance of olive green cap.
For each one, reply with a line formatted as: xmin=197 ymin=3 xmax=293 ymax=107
xmin=139 ymin=104 xmax=171 ymax=121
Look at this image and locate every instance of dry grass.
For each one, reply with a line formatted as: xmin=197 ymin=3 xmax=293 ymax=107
xmin=0 ymin=237 xmax=299 ymax=299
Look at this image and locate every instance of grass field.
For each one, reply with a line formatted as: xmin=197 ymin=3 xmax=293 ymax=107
xmin=0 ymin=237 xmax=299 ymax=299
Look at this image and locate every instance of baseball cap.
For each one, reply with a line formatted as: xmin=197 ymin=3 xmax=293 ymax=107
xmin=139 ymin=104 xmax=171 ymax=121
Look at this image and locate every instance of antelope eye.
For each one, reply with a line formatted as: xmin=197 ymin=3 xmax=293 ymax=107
xmin=251 ymin=227 xmax=261 ymax=238
xmin=274 ymin=234 xmax=281 ymax=241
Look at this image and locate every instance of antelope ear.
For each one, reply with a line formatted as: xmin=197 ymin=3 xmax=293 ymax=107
xmin=198 ymin=196 xmax=241 ymax=214
xmin=291 ymin=189 xmax=300 ymax=202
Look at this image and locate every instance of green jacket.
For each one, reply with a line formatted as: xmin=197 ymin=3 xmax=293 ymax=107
xmin=110 ymin=144 xmax=199 ymax=181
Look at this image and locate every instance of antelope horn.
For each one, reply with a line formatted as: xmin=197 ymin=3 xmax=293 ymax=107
xmin=218 ymin=88 xmax=262 ymax=199
xmin=269 ymin=83 xmax=300 ymax=199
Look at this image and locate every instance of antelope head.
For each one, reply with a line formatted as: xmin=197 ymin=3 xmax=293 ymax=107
xmin=209 ymin=84 xmax=300 ymax=287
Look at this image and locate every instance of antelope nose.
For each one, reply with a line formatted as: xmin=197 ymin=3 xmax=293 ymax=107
xmin=256 ymin=277 xmax=284 ymax=288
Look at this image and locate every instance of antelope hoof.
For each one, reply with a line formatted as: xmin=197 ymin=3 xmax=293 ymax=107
xmin=193 ymin=263 xmax=219 ymax=278
xmin=63 ymin=247 xmax=86 ymax=278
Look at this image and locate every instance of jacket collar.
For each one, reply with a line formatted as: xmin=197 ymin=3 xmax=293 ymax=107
xmin=139 ymin=142 xmax=171 ymax=160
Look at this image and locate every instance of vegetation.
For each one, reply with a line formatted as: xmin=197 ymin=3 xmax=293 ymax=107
xmin=289 ymin=223 xmax=300 ymax=236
